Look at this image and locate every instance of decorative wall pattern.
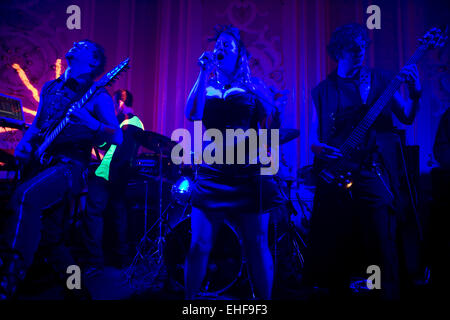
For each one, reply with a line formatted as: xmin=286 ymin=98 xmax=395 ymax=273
xmin=216 ymin=0 xmax=286 ymax=90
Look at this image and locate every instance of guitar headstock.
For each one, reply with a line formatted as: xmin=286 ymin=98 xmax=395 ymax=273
xmin=419 ymin=27 xmax=448 ymax=50
xmin=96 ymin=57 xmax=130 ymax=88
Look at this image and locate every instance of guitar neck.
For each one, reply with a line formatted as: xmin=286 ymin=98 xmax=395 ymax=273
xmin=340 ymin=44 xmax=427 ymax=155
xmin=36 ymin=85 xmax=99 ymax=158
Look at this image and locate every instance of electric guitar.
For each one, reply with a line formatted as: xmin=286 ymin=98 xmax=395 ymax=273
xmin=18 ymin=57 xmax=130 ymax=180
xmin=317 ymin=27 xmax=447 ymax=189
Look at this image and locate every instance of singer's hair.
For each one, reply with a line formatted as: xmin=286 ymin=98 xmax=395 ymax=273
xmin=327 ymin=23 xmax=371 ymax=62
xmin=209 ymin=24 xmax=251 ymax=85
xmin=113 ymin=89 xmax=133 ymax=107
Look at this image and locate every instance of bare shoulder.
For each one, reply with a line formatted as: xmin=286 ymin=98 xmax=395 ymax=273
xmin=88 ymin=88 xmax=115 ymax=121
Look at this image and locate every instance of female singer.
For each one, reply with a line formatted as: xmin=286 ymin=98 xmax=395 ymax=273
xmin=184 ymin=25 xmax=284 ymax=299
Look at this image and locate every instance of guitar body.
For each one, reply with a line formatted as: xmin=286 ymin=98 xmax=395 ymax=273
xmin=328 ymin=104 xmax=373 ymax=161
xmin=315 ymin=105 xmax=372 ymax=188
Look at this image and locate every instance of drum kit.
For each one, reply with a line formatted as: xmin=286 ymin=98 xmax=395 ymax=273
xmin=124 ymin=128 xmax=310 ymax=296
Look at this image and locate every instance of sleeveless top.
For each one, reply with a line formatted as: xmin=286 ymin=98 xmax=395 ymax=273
xmin=36 ymin=77 xmax=106 ymax=165
xmin=199 ymin=84 xmax=267 ymax=176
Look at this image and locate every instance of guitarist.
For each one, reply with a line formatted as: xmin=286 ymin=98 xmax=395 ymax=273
xmin=0 ymin=40 xmax=122 ymax=299
xmin=306 ymin=24 xmax=422 ymax=299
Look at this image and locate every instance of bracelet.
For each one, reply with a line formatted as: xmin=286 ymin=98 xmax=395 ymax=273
xmin=409 ymin=88 xmax=422 ymax=101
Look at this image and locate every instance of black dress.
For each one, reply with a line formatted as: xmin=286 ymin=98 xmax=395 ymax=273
xmin=190 ymin=84 xmax=283 ymax=214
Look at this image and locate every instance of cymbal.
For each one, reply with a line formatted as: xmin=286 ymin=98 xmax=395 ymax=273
xmin=135 ymin=130 xmax=177 ymax=155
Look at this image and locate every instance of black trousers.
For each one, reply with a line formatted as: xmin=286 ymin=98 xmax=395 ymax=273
xmin=3 ymin=160 xmax=85 ymax=277
xmin=305 ymin=168 xmax=400 ymax=299
xmin=81 ymin=175 xmax=128 ymax=266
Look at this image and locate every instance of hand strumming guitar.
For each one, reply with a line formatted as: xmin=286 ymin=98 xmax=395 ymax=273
xmin=311 ymin=142 xmax=343 ymax=160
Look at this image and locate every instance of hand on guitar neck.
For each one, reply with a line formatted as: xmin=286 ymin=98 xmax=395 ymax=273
xmin=398 ymin=64 xmax=422 ymax=96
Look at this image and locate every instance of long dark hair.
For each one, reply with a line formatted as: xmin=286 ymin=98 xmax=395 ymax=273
xmin=326 ymin=23 xmax=371 ymax=61
xmin=113 ymin=89 xmax=133 ymax=107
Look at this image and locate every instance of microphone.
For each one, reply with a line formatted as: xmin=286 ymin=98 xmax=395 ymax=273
xmin=197 ymin=52 xmax=224 ymax=69
xmin=198 ymin=52 xmax=212 ymax=68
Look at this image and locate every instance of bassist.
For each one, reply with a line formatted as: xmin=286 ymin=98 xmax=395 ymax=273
xmin=306 ymin=24 xmax=422 ymax=299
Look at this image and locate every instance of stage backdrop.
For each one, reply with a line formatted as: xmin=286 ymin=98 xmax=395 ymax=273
xmin=0 ymin=0 xmax=448 ymax=174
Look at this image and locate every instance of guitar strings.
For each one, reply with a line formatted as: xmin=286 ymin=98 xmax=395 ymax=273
xmin=339 ymin=44 xmax=426 ymax=155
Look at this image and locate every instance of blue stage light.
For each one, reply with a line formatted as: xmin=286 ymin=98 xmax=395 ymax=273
xmin=171 ymin=176 xmax=192 ymax=204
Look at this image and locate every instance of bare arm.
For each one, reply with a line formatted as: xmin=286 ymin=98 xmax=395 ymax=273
xmin=93 ymin=92 xmax=123 ymax=145
xmin=185 ymin=52 xmax=215 ymax=121
xmin=391 ymin=91 xmax=421 ymax=125
xmin=391 ymin=64 xmax=422 ymax=125
xmin=310 ymin=125 xmax=343 ymax=159
xmin=185 ymin=70 xmax=209 ymax=121
xmin=69 ymin=91 xmax=123 ymax=145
